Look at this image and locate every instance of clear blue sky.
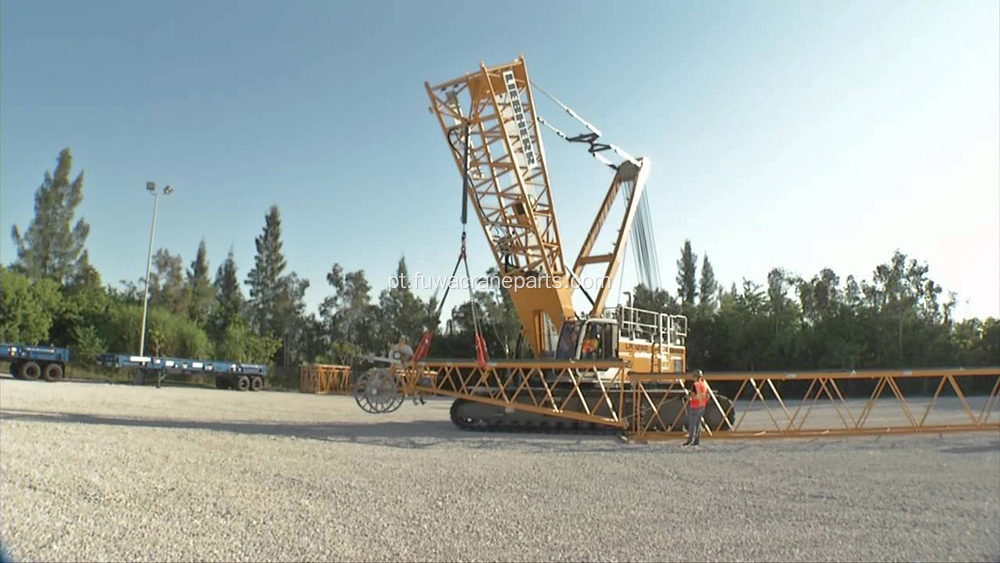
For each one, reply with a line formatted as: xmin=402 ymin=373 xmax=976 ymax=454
xmin=2 ymin=0 xmax=998 ymax=320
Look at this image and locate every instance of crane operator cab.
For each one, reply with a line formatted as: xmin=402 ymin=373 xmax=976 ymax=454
xmin=554 ymin=318 xmax=619 ymax=361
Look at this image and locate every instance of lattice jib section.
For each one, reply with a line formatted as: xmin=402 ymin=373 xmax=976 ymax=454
xmin=300 ymin=364 xmax=352 ymax=395
xmin=425 ymin=57 xmax=566 ymax=280
xmin=630 ymin=368 xmax=1000 ymax=441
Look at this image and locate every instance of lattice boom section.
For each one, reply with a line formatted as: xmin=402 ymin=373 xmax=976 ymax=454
xmin=403 ymin=360 xmax=630 ymax=428
xmin=425 ymin=57 xmax=566 ymax=278
xmin=632 ymin=367 xmax=1000 ymax=441
xmin=300 ymin=363 xmax=352 ymax=395
xmin=392 ymin=363 xmax=1000 ymax=439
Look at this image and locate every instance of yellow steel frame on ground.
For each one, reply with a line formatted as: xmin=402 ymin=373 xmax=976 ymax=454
xmin=406 ymin=360 xmax=630 ymax=428
xmin=396 ymin=362 xmax=999 ymax=439
xmin=631 ymin=367 xmax=1000 ymax=441
xmin=300 ymin=364 xmax=352 ymax=395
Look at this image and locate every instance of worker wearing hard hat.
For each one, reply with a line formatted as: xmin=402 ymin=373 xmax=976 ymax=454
xmin=683 ymin=370 xmax=708 ymax=447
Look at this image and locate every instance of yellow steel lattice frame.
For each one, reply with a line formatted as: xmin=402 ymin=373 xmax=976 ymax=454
xmin=630 ymin=367 xmax=1000 ymax=441
xmin=425 ymin=56 xmax=565 ymax=280
xmin=425 ymin=56 xmax=577 ymax=356
xmin=403 ymin=359 xmax=629 ymax=428
xmin=394 ymin=362 xmax=1000 ymax=439
xmin=300 ymin=364 xmax=352 ymax=395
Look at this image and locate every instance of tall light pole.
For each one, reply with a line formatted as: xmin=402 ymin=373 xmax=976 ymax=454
xmin=139 ymin=181 xmax=173 ymax=358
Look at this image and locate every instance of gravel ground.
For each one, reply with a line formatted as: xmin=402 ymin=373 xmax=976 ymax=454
xmin=1 ymin=376 xmax=998 ymax=562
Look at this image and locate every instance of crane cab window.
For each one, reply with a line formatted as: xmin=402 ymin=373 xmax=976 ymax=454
xmin=580 ymin=322 xmax=617 ymax=361
xmin=555 ymin=322 xmax=581 ymax=360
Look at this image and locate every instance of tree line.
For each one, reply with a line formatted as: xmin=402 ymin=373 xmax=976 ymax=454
xmin=2 ymin=148 xmax=997 ymax=376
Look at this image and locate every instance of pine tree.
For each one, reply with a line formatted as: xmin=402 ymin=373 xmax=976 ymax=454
xmin=676 ymin=239 xmax=698 ymax=307
xmin=246 ymin=205 xmax=287 ymax=336
xmin=186 ymin=239 xmax=215 ymax=326
xmin=208 ymin=248 xmax=244 ymax=341
xmin=11 ymin=148 xmax=91 ymax=283
xmin=378 ymin=257 xmax=432 ymax=345
xmin=215 ymin=248 xmax=243 ymax=315
xmin=150 ymin=248 xmax=187 ymax=317
xmin=698 ymin=254 xmax=718 ymax=312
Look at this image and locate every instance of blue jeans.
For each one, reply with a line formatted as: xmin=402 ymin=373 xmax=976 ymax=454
xmin=687 ymin=407 xmax=704 ymax=444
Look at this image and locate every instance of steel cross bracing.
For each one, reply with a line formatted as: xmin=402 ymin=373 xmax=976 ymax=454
xmin=390 ymin=363 xmax=999 ymax=439
xmin=425 ymin=57 xmax=566 ymax=281
xmin=425 ymin=56 xmax=580 ymax=356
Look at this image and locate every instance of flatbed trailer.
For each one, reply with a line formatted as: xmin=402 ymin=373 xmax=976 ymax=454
xmin=1 ymin=343 xmax=71 ymax=381
xmin=96 ymin=353 xmax=269 ymax=391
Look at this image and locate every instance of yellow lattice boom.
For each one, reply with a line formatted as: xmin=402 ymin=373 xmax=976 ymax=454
xmin=300 ymin=363 xmax=352 ymax=395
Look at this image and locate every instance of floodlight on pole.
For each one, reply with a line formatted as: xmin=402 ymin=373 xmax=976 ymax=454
xmin=138 ymin=182 xmax=174 ymax=360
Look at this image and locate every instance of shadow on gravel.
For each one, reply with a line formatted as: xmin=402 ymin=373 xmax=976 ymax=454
xmin=938 ymin=440 xmax=1000 ymax=455
xmin=0 ymin=408 xmax=622 ymax=453
xmin=5 ymin=408 xmax=996 ymax=455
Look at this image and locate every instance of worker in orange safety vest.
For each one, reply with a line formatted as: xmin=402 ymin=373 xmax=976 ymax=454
xmin=683 ymin=370 xmax=709 ymax=447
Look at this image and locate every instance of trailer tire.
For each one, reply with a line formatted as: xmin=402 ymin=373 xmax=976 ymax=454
xmin=234 ymin=375 xmax=250 ymax=392
xmin=43 ymin=363 xmax=63 ymax=382
xmin=251 ymin=376 xmax=264 ymax=392
xmin=20 ymin=361 xmax=41 ymax=381
xmin=215 ymin=377 xmax=230 ymax=390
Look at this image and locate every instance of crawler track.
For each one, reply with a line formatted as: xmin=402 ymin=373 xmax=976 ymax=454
xmin=446 ymin=391 xmax=734 ymax=435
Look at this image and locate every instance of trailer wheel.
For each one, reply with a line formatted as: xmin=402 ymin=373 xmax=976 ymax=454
xmin=250 ymin=376 xmax=264 ymax=392
xmin=234 ymin=375 xmax=250 ymax=392
xmin=19 ymin=361 xmax=42 ymax=381
xmin=215 ymin=377 xmax=230 ymax=390
xmin=43 ymin=363 xmax=63 ymax=382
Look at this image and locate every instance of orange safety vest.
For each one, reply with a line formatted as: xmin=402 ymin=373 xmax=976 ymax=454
xmin=690 ymin=380 xmax=708 ymax=409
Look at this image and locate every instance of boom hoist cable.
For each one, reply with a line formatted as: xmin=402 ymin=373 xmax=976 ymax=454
xmin=412 ymin=124 xmax=490 ymax=368
xmin=533 ymin=81 xmax=664 ymax=292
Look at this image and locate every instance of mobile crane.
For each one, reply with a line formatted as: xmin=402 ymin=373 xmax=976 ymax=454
xmin=354 ymin=55 xmax=734 ymax=433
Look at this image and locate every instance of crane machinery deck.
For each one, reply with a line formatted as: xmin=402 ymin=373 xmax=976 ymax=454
xmin=353 ymin=55 xmax=736 ymax=435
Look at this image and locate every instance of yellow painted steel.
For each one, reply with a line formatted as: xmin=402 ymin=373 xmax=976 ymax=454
xmin=630 ymin=367 xmax=1000 ymax=441
xmin=413 ymin=56 xmax=1000 ymax=442
xmin=425 ymin=56 xmax=574 ymax=357
xmin=393 ymin=361 xmax=999 ymax=440
xmin=300 ymin=364 xmax=352 ymax=395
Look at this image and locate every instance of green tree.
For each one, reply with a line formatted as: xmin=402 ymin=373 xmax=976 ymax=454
xmin=632 ymin=284 xmax=678 ymax=314
xmin=322 ymin=264 xmax=373 ymax=347
xmin=479 ymin=267 xmax=521 ymax=358
xmin=378 ymin=257 xmax=436 ymax=346
xmin=0 ymin=266 xmax=63 ymax=344
xmin=676 ymin=239 xmax=698 ymax=309
xmin=215 ymin=315 xmax=282 ymax=364
xmin=100 ymin=302 xmax=211 ymax=359
xmin=246 ymin=205 xmax=287 ymax=337
xmin=274 ymin=272 xmax=310 ymax=365
xmin=149 ymin=248 xmax=188 ymax=317
xmin=209 ymin=247 xmax=244 ymax=337
xmin=186 ymin=239 xmax=215 ymax=326
xmin=10 ymin=147 xmax=91 ymax=283
xmin=52 ymin=262 xmax=112 ymax=353
xmin=698 ymin=254 xmax=718 ymax=313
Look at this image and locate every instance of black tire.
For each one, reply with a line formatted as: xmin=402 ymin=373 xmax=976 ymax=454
xmin=19 ymin=361 xmax=41 ymax=381
xmin=250 ymin=376 xmax=263 ymax=392
xmin=10 ymin=362 xmax=22 ymax=379
xmin=234 ymin=375 xmax=250 ymax=392
xmin=42 ymin=363 xmax=63 ymax=382
xmin=215 ymin=377 xmax=230 ymax=390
